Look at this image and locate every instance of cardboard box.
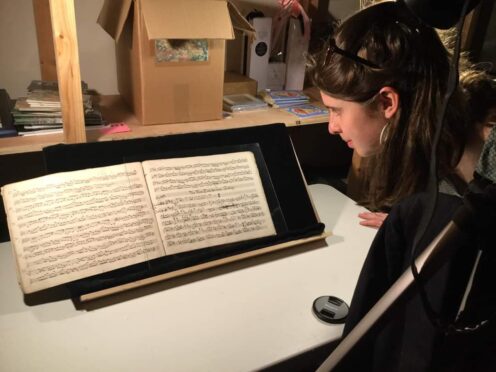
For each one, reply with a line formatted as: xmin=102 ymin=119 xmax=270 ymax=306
xmin=223 ymin=71 xmax=257 ymax=96
xmin=97 ymin=0 xmax=254 ymax=125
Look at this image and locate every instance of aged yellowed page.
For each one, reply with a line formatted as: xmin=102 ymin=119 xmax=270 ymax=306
xmin=1 ymin=163 xmax=165 ymax=293
xmin=142 ymin=152 xmax=276 ymax=254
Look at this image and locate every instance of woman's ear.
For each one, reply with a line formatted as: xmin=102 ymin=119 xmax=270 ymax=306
xmin=378 ymin=86 xmax=399 ymax=120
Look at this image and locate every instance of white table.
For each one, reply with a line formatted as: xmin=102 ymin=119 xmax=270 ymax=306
xmin=0 ymin=184 xmax=377 ymax=372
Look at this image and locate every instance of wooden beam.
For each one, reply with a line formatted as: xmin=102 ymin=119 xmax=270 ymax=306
xmin=48 ymin=0 xmax=86 ymax=143
xmin=33 ymin=0 xmax=57 ymax=81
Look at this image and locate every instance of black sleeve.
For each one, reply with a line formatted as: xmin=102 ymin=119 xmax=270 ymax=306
xmin=337 ymin=193 xmax=471 ymax=372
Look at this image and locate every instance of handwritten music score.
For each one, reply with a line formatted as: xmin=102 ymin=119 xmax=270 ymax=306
xmin=2 ymin=163 xmax=165 ymax=293
xmin=143 ymin=152 xmax=276 ymax=254
xmin=1 ymin=152 xmax=276 ymax=294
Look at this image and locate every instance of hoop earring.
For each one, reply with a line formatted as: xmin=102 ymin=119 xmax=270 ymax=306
xmin=379 ymin=121 xmax=390 ymax=145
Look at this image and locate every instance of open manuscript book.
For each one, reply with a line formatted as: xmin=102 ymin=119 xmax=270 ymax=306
xmin=2 ymin=151 xmax=277 ymax=294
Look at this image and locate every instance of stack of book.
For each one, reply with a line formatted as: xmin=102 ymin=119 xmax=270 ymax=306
xmin=283 ymin=103 xmax=329 ymax=121
xmin=258 ymin=90 xmax=310 ymax=108
xmin=12 ymin=80 xmax=105 ymax=135
xmin=222 ymin=94 xmax=268 ymax=113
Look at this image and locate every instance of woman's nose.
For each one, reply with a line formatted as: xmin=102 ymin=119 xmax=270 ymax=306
xmin=328 ymin=119 xmax=341 ymax=134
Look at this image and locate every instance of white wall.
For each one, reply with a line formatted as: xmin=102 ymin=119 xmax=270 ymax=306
xmin=0 ymin=0 xmax=358 ymax=99
xmin=0 ymin=0 xmax=117 ymax=98
xmin=75 ymin=0 xmax=117 ymax=96
xmin=0 ymin=0 xmax=40 ymax=98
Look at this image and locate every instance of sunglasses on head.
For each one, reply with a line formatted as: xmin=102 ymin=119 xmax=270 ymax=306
xmin=324 ymin=38 xmax=380 ymax=69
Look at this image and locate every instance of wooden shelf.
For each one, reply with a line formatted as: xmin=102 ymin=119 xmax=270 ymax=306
xmin=1 ymin=2 xmax=328 ymax=156
xmin=0 ymin=93 xmax=328 ymax=156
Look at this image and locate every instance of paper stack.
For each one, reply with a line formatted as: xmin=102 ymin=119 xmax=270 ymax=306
xmin=12 ymin=80 xmax=105 ymax=135
xmin=222 ymin=94 xmax=268 ymax=113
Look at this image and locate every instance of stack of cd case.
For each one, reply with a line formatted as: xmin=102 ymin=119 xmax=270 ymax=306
xmin=222 ymin=94 xmax=268 ymax=113
xmin=258 ymin=90 xmax=310 ymax=108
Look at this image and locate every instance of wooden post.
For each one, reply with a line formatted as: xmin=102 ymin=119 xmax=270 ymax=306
xmin=48 ymin=0 xmax=86 ymax=143
xmin=33 ymin=0 xmax=58 ymax=81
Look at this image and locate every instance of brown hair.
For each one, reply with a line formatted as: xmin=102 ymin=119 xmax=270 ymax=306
xmin=459 ymin=69 xmax=496 ymax=125
xmin=308 ymin=1 xmax=469 ymax=210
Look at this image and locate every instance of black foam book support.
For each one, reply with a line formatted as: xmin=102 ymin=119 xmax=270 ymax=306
xmin=42 ymin=123 xmax=325 ymax=297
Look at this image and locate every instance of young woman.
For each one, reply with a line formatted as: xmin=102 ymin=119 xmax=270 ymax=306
xmin=357 ymin=69 xmax=496 ymax=228
xmin=308 ymin=0 xmax=477 ymax=223
xmin=308 ymin=2 xmax=496 ymax=370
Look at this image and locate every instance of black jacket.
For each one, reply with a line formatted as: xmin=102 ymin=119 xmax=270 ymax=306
xmin=337 ymin=192 xmax=496 ymax=371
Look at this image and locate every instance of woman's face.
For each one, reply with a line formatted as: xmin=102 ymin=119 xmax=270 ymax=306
xmin=321 ymin=91 xmax=386 ymax=157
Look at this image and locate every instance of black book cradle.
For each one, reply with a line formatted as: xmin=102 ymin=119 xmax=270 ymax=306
xmin=42 ymin=123 xmax=325 ymax=300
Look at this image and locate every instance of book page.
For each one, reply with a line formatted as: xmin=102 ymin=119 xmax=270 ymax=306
xmin=1 ymin=163 xmax=165 ymax=293
xmin=142 ymin=152 xmax=276 ymax=254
